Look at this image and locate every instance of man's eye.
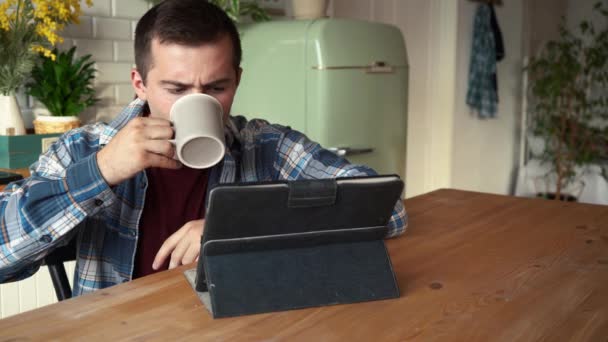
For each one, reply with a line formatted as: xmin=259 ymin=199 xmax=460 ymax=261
xmin=168 ymin=88 xmax=185 ymax=94
xmin=210 ymin=87 xmax=225 ymax=93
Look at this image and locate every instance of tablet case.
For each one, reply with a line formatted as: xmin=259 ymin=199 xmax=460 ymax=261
xmin=184 ymin=175 xmax=403 ymax=318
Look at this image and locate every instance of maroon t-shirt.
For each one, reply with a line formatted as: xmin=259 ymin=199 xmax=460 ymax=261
xmin=133 ymin=166 xmax=208 ymax=278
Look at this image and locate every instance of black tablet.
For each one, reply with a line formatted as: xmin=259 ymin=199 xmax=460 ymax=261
xmin=185 ymin=175 xmax=403 ymax=317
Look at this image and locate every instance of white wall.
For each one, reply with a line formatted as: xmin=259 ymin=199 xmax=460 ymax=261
xmin=567 ymin=0 xmax=608 ymax=34
xmin=451 ymin=1 xmax=524 ymax=195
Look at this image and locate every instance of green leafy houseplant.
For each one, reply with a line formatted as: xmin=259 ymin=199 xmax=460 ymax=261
xmin=144 ymin=0 xmax=270 ymax=23
xmin=526 ymin=2 xmax=608 ymax=201
xmin=27 ymin=47 xmax=98 ymax=117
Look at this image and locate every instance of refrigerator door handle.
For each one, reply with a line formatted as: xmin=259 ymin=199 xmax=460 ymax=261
xmin=312 ymin=61 xmax=400 ymax=74
xmin=328 ymin=147 xmax=374 ymax=157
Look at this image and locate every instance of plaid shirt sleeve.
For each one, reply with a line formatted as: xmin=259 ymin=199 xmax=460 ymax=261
xmin=255 ymin=122 xmax=408 ymax=238
xmin=0 ymin=124 xmax=117 ymax=283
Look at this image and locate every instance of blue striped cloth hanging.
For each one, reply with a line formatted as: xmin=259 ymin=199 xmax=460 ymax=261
xmin=466 ymin=4 xmax=498 ymax=118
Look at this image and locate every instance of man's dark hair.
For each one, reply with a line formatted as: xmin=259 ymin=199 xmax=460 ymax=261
xmin=134 ymin=0 xmax=242 ymax=83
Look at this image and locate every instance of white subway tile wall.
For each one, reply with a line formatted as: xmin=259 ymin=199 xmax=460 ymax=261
xmin=95 ymin=17 xmax=133 ymax=40
xmin=61 ymin=16 xmax=94 ymax=38
xmin=74 ymin=39 xmax=114 ymax=61
xmin=95 ymin=62 xmax=133 ymax=83
xmin=112 ymin=0 xmax=150 ymax=19
xmin=114 ymin=41 xmax=135 ymax=62
xmin=1 ymin=0 xmax=152 ymax=319
xmin=116 ymin=84 xmax=138 ymax=105
xmin=82 ymin=0 xmax=112 ymax=17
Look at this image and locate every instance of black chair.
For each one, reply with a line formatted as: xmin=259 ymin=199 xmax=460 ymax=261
xmin=43 ymin=237 xmax=77 ymax=301
xmin=0 ymin=171 xmax=23 ymax=185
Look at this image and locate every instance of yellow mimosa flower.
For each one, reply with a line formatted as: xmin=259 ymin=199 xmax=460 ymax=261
xmin=0 ymin=0 xmax=94 ymax=94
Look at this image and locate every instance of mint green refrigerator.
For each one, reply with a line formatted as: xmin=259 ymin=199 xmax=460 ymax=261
xmin=232 ymin=19 xmax=408 ymax=179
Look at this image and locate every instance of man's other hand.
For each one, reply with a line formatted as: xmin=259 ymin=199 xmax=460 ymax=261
xmin=153 ymin=219 xmax=205 ymax=270
xmin=97 ymin=117 xmax=181 ymax=186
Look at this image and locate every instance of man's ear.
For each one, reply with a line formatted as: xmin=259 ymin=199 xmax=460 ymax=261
xmin=131 ymin=68 xmax=147 ymax=101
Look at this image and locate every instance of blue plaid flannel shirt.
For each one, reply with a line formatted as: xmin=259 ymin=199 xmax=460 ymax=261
xmin=466 ymin=4 xmax=498 ymax=118
xmin=0 ymin=98 xmax=407 ymax=295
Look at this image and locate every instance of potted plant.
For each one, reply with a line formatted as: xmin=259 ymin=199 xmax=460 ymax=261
xmin=27 ymin=47 xmax=98 ymax=134
xmin=0 ymin=0 xmax=92 ymax=135
xmin=144 ymin=0 xmax=270 ymax=23
xmin=526 ymin=1 xmax=608 ymax=201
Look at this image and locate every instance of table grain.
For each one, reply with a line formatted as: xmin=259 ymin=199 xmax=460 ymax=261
xmin=0 ymin=189 xmax=606 ymax=341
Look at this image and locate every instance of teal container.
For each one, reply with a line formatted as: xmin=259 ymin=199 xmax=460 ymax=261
xmin=233 ymin=18 xmax=408 ymax=179
xmin=0 ymin=134 xmax=60 ymax=169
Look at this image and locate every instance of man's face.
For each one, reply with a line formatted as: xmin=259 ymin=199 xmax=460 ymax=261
xmin=131 ymin=34 xmax=241 ymax=122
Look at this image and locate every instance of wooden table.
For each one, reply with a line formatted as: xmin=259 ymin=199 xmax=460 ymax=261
xmin=0 ymin=189 xmax=606 ymax=341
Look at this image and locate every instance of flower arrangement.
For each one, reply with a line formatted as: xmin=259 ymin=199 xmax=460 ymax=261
xmin=0 ymin=0 xmax=93 ymax=95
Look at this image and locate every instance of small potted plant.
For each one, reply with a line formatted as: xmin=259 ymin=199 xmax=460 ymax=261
xmin=27 ymin=47 xmax=98 ymax=134
xmin=526 ymin=2 xmax=608 ymax=201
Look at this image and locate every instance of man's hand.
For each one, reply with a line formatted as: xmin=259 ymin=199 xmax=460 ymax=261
xmin=97 ymin=117 xmax=181 ymax=186
xmin=153 ymin=219 xmax=205 ymax=270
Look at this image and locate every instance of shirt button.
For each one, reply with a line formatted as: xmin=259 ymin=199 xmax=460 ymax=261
xmin=39 ymin=234 xmax=52 ymax=243
xmin=94 ymin=198 xmax=104 ymax=206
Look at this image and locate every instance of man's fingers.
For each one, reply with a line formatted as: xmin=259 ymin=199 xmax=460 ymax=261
xmin=169 ymin=239 xmax=190 ymax=269
xmin=138 ymin=117 xmax=173 ymax=127
xmin=145 ymin=140 xmax=176 ymax=158
xmin=152 ymin=239 xmax=175 ymax=270
xmin=181 ymin=244 xmax=200 ymax=266
xmin=142 ymin=125 xmax=174 ymax=140
xmin=155 ymin=219 xmax=205 ymax=271
xmin=169 ymin=243 xmax=200 ymax=269
xmin=145 ymin=153 xmax=182 ymax=170
xmin=153 ymin=228 xmax=186 ymax=269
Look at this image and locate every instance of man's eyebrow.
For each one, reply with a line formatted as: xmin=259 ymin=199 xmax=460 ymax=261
xmin=160 ymin=80 xmax=191 ymax=87
xmin=160 ymin=78 xmax=232 ymax=88
xmin=204 ymin=78 xmax=231 ymax=87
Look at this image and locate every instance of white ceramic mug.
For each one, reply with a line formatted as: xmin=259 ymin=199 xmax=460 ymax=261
xmin=169 ymin=94 xmax=225 ymax=169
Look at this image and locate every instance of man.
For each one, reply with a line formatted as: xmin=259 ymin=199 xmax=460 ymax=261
xmin=0 ymin=0 xmax=407 ymax=295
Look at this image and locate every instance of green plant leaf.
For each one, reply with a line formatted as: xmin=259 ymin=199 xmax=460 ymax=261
xmin=27 ymin=47 xmax=98 ymax=117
